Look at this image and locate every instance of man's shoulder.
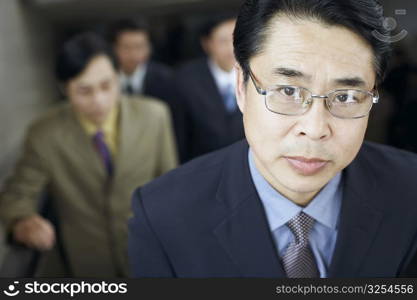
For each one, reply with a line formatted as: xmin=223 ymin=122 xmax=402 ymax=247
xmin=124 ymin=96 xmax=169 ymax=118
xmin=358 ymin=141 xmax=417 ymax=199
xmin=360 ymin=141 xmax=417 ymax=172
xmin=176 ymin=58 xmax=208 ymax=77
xmin=147 ymin=61 xmax=173 ymax=79
xmin=28 ymin=103 xmax=71 ymax=137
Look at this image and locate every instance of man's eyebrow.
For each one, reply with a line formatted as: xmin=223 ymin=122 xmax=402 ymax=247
xmin=272 ymin=68 xmax=368 ymax=87
xmin=272 ymin=67 xmax=307 ymax=78
xmin=333 ymin=77 xmax=367 ymax=88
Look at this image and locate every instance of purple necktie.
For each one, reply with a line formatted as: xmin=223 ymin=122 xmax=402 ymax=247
xmin=92 ymin=130 xmax=113 ymax=177
xmin=282 ymin=212 xmax=319 ymax=278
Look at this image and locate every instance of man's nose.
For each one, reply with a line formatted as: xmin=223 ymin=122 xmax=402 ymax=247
xmin=91 ymin=90 xmax=108 ymax=107
xmin=293 ymin=97 xmax=332 ymax=141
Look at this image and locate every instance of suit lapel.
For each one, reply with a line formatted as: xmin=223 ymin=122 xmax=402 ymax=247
xmin=142 ymin=62 xmax=154 ymax=95
xmin=329 ymin=145 xmax=385 ymax=277
xmin=213 ymin=141 xmax=285 ymax=277
xmin=112 ymin=97 xmax=147 ymax=181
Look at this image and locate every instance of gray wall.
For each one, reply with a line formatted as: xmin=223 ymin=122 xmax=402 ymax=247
xmin=0 ymin=0 xmax=57 ymax=271
xmin=0 ymin=0 xmax=57 ymax=185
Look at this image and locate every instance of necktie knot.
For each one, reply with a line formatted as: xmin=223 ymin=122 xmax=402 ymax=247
xmin=125 ymin=82 xmax=134 ymax=95
xmin=93 ymin=130 xmax=105 ymax=141
xmin=286 ymin=212 xmax=315 ymax=244
xmin=221 ymin=84 xmax=237 ymax=112
xmin=222 ymin=84 xmax=234 ymax=98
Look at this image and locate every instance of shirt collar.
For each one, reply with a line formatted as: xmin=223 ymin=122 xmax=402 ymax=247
xmin=208 ymin=58 xmax=236 ymax=91
xmin=76 ymin=101 xmax=120 ymax=137
xmin=119 ymin=63 xmax=148 ymax=89
xmin=248 ymin=148 xmax=342 ymax=232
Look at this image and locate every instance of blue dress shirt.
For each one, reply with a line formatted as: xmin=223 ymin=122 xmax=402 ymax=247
xmin=248 ymin=149 xmax=343 ymax=278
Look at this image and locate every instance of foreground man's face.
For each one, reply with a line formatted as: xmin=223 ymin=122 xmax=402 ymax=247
xmin=236 ymin=16 xmax=376 ymax=205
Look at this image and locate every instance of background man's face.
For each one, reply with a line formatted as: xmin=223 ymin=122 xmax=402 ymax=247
xmin=114 ymin=30 xmax=151 ymax=75
xmin=67 ymin=55 xmax=120 ymax=126
xmin=203 ymin=19 xmax=236 ymax=72
xmin=236 ymin=16 xmax=376 ymax=204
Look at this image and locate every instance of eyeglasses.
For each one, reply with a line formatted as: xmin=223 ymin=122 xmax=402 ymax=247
xmin=248 ymin=67 xmax=379 ymax=119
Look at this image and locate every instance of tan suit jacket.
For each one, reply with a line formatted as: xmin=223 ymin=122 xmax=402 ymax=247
xmin=0 ymin=96 xmax=178 ymax=277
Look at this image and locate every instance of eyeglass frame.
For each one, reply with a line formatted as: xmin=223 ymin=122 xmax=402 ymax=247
xmin=247 ymin=66 xmax=379 ymax=119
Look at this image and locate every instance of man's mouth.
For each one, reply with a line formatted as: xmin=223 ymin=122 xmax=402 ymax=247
xmin=284 ymin=156 xmax=329 ymax=176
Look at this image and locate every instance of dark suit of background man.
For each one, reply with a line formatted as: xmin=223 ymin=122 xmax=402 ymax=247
xmin=110 ymin=19 xmax=173 ymax=102
xmin=109 ymin=19 xmax=181 ymax=153
xmin=129 ymin=0 xmax=417 ymax=278
xmin=175 ymin=17 xmax=244 ymax=163
xmin=0 ymin=32 xmax=177 ymax=277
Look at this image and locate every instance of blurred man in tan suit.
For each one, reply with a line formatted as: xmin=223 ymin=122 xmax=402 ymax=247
xmin=0 ymin=32 xmax=177 ymax=277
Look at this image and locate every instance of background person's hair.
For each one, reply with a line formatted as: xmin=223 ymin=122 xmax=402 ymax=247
xmin=200 ymin=15 xmax=237 ymax=39
xmin=233 ymin=0 xmax=391 ymax=85
xmin=108 ymin=18 xmax=150 ymax=44
xmin=55 ymin=32 xmax=118 ymax=83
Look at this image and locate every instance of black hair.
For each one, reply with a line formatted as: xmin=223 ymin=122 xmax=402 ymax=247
xmin=108 ymin=19 xmax=150 ymax=44
xmin=55 ymin=32 xmax=117 ymax=83
xmin=233 ymin=0 xmax=391 ymax=85
xmin=200 ymin=15 xmax=237 ymax=39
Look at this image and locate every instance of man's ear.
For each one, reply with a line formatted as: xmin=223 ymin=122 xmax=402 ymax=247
xmin=235 ymin=63 xmax=247 ymax=114
xmin=58 ymin=82 xmax=68 ymax=99
xmin=200 ymin=37 xmax=209 ymax=55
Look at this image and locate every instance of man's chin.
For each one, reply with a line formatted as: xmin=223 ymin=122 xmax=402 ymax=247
xmin=271 ymin=167 xmax=332 ymax=193
xmin=88 ymin=115 xmax=107 ymax=127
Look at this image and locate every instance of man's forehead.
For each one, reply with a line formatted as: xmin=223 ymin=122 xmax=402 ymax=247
xmin=76 ymin=76 xmax=113 ymax=87
xmin=211 ymin=19 xmax=236 ymax=38
xmin=118 ymin=30 xmax=148 ymax=42
xmin=264 ymin=16 xmax=373 ymax=58
xmin=252 ymin=16 xmax=375 ymax=83
xmin=73 ymin=59 xmax=115 ymax=86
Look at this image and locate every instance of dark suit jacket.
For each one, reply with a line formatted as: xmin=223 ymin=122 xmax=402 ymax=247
xmin=128 ymin=140 xmax=417 ymax=278
xmin=142 ymin=61 xmax=174 ymax=103
xmin=174 ymin=58 xmax=245 ymax=163
xmin=141 ymin=61 xmax=184 ymax=157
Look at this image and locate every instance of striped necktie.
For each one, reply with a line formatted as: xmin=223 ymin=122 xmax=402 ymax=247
xmin=92 ymin=130 xmax=113 ymax=177
xmin=282 ymin=212 xmax=319 ymax=278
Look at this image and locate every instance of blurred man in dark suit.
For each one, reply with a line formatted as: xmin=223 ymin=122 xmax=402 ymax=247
xmin=0 ymin=32 xmax=177 ymax=277
xmin=129 ymin=0 xmax=417 ymax=278
xmin=110 ymin=19 xmax=173 ymax=101
xmin=110 ymin=19 xmax=182 ymax=156
xmin=175 ymin=16 xmax=244 ymax=163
